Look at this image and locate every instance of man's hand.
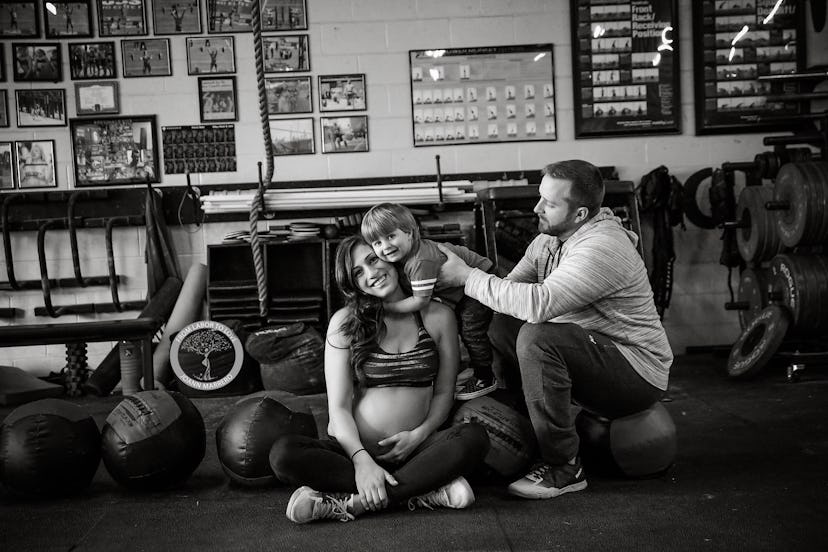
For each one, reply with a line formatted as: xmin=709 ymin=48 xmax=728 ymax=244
xmin=437 ymin=243 xmax=473 ymax=287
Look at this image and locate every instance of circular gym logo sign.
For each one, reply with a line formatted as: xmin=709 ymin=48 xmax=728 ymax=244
xmin=171 ymin=321 xmax=243 ymax=391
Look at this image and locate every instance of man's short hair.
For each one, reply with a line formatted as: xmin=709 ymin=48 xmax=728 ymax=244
xmin=542 ymin=160 xmax=605 ymax=216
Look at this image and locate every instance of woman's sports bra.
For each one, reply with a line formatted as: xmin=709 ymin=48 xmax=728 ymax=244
xmin=359 ymin=312 xmax=439 ymax=388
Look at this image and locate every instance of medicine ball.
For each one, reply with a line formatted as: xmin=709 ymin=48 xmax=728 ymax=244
xmin=216 ymin=395 xmax=317 ymax=487
xmin=575 ymin=402 xmax=676 ymax=478
xmin=0 ymin=399 xmax=100 ymax=496
xmin=452 ymin=390 xmax=537 ymax=478
xmin=101 ymin=390 xmax=205 ymax=490
xmin=246 ymin=323 xmax=326 ymax=395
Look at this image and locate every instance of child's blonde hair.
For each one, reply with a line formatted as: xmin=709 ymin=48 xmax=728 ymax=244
xmin=361 ymin=203 xmax=421 ymax=245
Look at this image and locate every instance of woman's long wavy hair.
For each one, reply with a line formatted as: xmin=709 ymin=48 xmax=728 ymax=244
xmin=334 ymin=235 xmax=386 ymax=381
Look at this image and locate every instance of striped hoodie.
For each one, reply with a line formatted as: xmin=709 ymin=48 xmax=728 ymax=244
xmin=465 ymin=207 xmax=673 ymax=390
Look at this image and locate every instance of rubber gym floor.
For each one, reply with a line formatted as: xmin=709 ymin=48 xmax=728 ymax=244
xmin=1 ymin=352 xmax=827 ymax=552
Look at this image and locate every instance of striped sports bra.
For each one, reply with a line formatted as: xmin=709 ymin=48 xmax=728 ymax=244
xmin=359 ymin=313 xmax=439 ymax=388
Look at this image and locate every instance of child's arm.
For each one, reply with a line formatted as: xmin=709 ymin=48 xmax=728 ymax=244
xmin=384 ymin=294 xmax=431 ymax=313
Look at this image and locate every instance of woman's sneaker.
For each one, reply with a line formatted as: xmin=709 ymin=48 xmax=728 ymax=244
xmin=507 ymin=459 xmax=587 ymax=499
xmin=455 ymin=377 xmax=498 ymax=400
xmin=407 ymin=476 xmax=475 ymax=511
xmin=285 ymin=486 xmax=355 ymax=523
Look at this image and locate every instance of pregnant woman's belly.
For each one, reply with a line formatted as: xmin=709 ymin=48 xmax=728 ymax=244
xmin=353 ymin=386 xmax=432 ymax=458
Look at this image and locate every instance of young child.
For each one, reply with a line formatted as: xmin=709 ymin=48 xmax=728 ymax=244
xmin=361 ymin=202 xmax=497 ymax=400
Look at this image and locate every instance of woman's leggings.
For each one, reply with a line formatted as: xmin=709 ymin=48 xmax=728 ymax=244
xmin=270 ymin=423 xmax=490 ymax=502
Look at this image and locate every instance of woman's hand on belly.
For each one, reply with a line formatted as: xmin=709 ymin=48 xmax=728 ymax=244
xmin=374 ymin=426 xmax=426 ymax=464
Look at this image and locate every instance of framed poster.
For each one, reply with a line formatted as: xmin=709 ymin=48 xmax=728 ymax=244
xmin=97 ymin=0 xmax=147 ymax=36
xmin=319 ymin=74 xmax=367 ymax=112
xmin=121 ymin=39 xmax=172 ymax=77
xmin=0 ymin=1 xmax=39 ymax=38
xmin=693 ymin=1 xmax=806 ymax=135
xmin=270 ymin=118 xmax=315 ymax=156
xmin=266 ymin=76 xmax=312 ymax=115
xmin=409 ymin=45 xmax=556 ymax=147
xmin=12 ymin=42 xmax=62 ymax=82
xmin=321 ymin=115 xmax=368 ymax=153
xmin=262 ymin=0 xmax=308 ymax=31
xmin=44 ymin=0 xmax=93 ymax=38
xmin=198 ymin=76 xmax=238 ymax=122
xmin=163 ymin=124 xmax=237 ymax=174
xmin=75 ymin=81 xmax=120 ymax=115
xmin=571 ymin=0 xmax=681 ymax=138
xmin=206 ymin=0 xmax=254 ymax=33
xmin=152 ymin=0 xmax=201 ymax=35
xmin=70 ymin=115 xmax=160 ymax=186
xmin=15 ymin=140 xmax=57 ymax=188
xmin=186 ymin=36 xmax=236 ymax=75
xmin=0 ymin=142 xmax=14 ymax=189
xmin=0 ymin=43 xmax=5 ymax=81
xmin=16 ymin=89 xmax=67 ymax=127
xmin=263 ymin=35 xmax=310 ymax=72
xmin=69 ymin=42 xmax=118 ymax=79
xmin=0 ymin=90 xmax=8 ymax=127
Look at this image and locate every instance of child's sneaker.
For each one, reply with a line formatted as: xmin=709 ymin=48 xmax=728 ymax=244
xmin=455 ymin=376 xmax=497 ymax=400
xmin=285 ymin=486 xmax=355 ymax=523
xmin=407 ymin=476 xmax=475 ymax=511
xmin=507 ymin=459 xmax=587 ymax=499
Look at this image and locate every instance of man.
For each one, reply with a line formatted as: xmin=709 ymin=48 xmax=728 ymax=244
xmin=438 ymin=159 xmax=672 ymax=500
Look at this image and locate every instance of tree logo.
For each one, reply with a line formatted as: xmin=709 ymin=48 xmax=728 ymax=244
xmin=170 ymin=321 xmax=243 ymax=391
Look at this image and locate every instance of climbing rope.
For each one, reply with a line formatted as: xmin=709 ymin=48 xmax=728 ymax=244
xmin=249 ymin=0 xmax=274 ymax=319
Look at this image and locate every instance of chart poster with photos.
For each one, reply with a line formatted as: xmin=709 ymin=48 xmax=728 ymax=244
xmin=571 ymin=0 xmax=680 ymax=138
xmin=693 ymin=0 xmax=805 ymax=135
xmin=162 ymin=124 xmax=237 ymax=174
xmin=409 ymin=45 xmax=556 ymax=147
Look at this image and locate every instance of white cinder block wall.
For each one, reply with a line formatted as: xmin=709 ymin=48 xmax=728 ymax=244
xmin=2 ymin=0 xmax=827 ymax=374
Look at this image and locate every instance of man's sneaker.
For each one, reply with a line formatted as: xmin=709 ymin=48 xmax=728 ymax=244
xmin=507 ymin=459 xmax=588 ymax=499
xmin=407 ymin=476 xmax=475 ymax=511
xmin=285 ymin=486 xmax=355 ymax=523
xmin=455 ymin=377 xmax=498 ymax=400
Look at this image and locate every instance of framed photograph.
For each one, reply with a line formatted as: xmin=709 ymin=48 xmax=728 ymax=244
xmin=69 ymin=42 xmax=118 ymax=79
xmin=206 ymin=0 xmax=254 ymax=33
xmin=570 ymin=0 xmax=681 ymax=138
xmin=198 ymin=76 xmax=238 ymax=122
xmin=153 ymin=0 xmax=201 ymax=35
xmin=319 ymin=74 xmax=366 ymax=112
xmin=321 ymin=116 xmax=369 ymax=153
xmin=409 ymin=45 xmax=556 ymax=147
xmin=692 ymin=1 xmax=807 ymax=135
xmin=163 ymin=124 xmax=237 ymax=174
xmin=262 ymin=0 xmax=308 ymax=31
xmin=270 ymin=118 xmax=315 ymax=156
xmin=98 ymin=0 xmax=147 ymax=36
xmin=14 ymin=140 xmax=57 ymax=188
xmin=70 ymin=115 xmax=160 ymax=186
xmin=12 ymin=42 xmax=62 ymax=82
xmin=75 ymin=81 xmax=120 ymax=115
xmin=263 ymin=35 xmax=310 ymax=73
xmin=0 ymin=90 xmax=8 ymax=127
xmin=0 ymin=1 xmax=39 ymax=38
xmin=16 ymin=89 xmax=67 ymax=127
xmin=0 ymin=142 xmax=13 ymax=189
xmin=186 ymin=36 xmax=236 ymax=75
xmin=266 ymin=76 xmax=312 ymax=115
xmin=0 ymin=43 xmax=5 ymax=81
xmin=121 ymin=39 xmax=172 ymax=78
xmin=44 ymin=0 xmax=92 ymax=38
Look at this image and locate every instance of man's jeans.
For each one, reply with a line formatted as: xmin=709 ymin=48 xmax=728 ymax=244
xmin=489 ymin=314 xmax=663 ymax=465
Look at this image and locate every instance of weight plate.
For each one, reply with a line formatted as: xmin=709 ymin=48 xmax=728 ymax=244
xmin=773 ymin=163 xmax=809 ymax=247
xmin=682 ymin=168 xmax=717 ymax=229
xmin=737 ymin=267 xmax=770 ymax=330
xmin=727 ymin=304 xmax=790 ymax=379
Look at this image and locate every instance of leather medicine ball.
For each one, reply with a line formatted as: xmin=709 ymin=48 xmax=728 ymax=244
xmin=0 ymin=399 xmax=101 ymax=496
xmin=101 ymin=390 xmax=205 ymax=490
xmin=215 ymin=395 xmax=317 ymax=487
xmin=576 ymin=402 xmax=676 ymax=478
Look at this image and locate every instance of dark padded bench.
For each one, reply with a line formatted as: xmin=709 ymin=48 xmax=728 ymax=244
xmin=0 ymin=317 xmax=163 ymax=391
